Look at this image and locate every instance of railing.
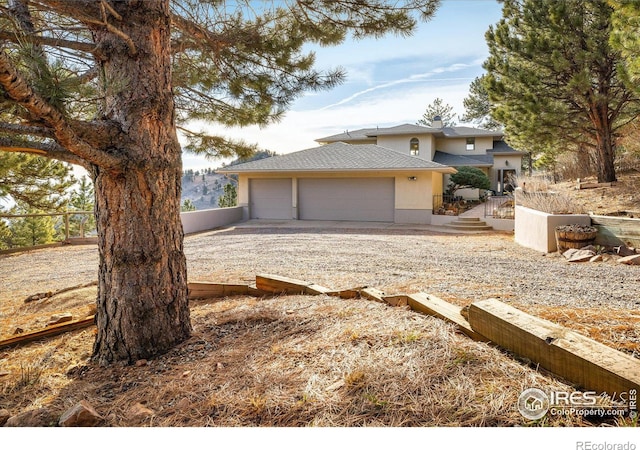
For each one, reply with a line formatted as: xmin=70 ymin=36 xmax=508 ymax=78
xmin=0 ymin=210 xmax=95 ymax=252
xmin=433 ymin=194 xmax=465 ymax=216
xmin=484 ymin=195 xmax=515 ymax=219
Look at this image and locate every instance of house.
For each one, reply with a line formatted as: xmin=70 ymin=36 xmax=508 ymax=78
xmin=217 ymin=119 xmax=525 ymax=224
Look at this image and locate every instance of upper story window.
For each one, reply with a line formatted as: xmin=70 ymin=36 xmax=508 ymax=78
xmin=410 ymin=138 xmax=419 ymax=156
xmin=466 ymin=137 xmax=475 ymax=151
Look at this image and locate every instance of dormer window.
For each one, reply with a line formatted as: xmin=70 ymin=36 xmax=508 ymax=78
xmin=410 ymin=138 xmax=419 ymax=156
xmin=466 ymin=138 xmax=475 ymax=151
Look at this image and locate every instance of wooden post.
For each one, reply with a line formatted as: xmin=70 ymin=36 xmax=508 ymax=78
xmin=468 ymin=299 xmax=640 ymax=395
xmin=407 ymin=293 xmax=488 ymax=341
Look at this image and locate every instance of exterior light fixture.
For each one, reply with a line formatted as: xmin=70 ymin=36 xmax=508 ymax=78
xmin=408 ymin=176 xmax=417 ymax=181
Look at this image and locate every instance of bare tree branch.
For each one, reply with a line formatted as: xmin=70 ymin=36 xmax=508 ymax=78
xmin=0 ymin=121 xmax=55 ymax=138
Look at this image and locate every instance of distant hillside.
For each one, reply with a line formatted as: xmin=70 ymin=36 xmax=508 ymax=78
xmin=181 ymin=168 xmax=236 ymax=210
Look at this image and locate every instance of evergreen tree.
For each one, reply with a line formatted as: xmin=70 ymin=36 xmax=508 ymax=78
xmin=181 ymin=199 xmax=197 ymax=212
xmin=483 ymin=0 xmax=640 ymax=183
xmin=460 ymin=75 xmax=502 ymax=130
xmin=446 ymin=167 xmax=491 ymax=196
xmin=610 ymin=0 xmax=640 ymax=96
xmin=0 ymin=153 xmax=74 ymax=210
xmin=6 ymin=206 xmax=56 ymax=248
xmin=417 ymin=97 xmax=456 ymax=127
xmin=68 ymin=176 xmax=95 ymax=238
xmin=218 ymin=183 xmax=238 ymax=208
xmin=0 ymin=0 xmax=440 ymax=365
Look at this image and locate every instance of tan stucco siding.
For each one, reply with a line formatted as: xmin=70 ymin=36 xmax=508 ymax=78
xmin=376 ymin=134 xmax=435 ymax=158
xmin=435 ymin=136 xmax=494 ymax=155
xmin=394 ymin=172 xmax=434 ymax=210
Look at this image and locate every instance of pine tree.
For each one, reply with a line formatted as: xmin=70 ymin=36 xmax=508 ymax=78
xmin=484 ymin=0 xmax=640 ymax=183
xmin=0 ymin=0 xmax=440 ymax=365
xmin=417 ymin=98 xmax=456 ymax=127
xmin=67 ymin=176 xmax=95 ymax=238
xmin=460 ymin=75 xmax=502 ymax=130
xmin=0 ymin=153 xmax=74 ymax=210
xmin=218 ymin=183 xmax=237 ymax=208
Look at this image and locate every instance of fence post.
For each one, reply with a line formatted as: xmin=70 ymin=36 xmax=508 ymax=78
xmin=65 ymin=211 xmax=70 ymax=241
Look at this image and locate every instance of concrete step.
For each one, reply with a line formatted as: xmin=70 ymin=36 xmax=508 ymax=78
xmin=446 ymin=218 xmax=493 ymax=231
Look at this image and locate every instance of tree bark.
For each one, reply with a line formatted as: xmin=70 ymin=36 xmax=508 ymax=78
xmin=90 ymin=1 xmax=191 ymax=365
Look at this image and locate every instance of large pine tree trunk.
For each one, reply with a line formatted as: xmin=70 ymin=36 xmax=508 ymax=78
xmin=91 ymin=1 xmax=191 ymax=365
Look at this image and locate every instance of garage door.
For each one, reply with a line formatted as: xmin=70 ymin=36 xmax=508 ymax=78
xmin=298 ymin=178 xmax=395 ymax=222
xmin=249 ymin=178 xmax=292 ymax=219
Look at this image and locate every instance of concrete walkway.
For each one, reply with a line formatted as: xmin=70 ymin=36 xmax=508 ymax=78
xmin=231 ymin=217 xmax=498 ymax=234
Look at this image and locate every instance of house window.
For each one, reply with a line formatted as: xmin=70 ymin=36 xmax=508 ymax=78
xmin=466 ymin=138 xmax=475 ymax=151
xmin=410 ymin=138 xmax=419 ymax=156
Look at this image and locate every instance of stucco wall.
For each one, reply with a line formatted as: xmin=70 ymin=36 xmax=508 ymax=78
xmin=377 ymin=134 xmax=435 ymax=159
xmin=514 ymin=205 xmax=591 ymax=252
xmin=435 ymin=136 xmax=494 ymax=155
xmin=181 ymin=206 xmax=243 ymax=234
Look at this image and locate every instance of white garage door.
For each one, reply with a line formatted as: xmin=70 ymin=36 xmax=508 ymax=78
xmin=249 ymin=178 xmax=292 ymax=219
xmin=298 ymin=178 xmax=395 ymax=222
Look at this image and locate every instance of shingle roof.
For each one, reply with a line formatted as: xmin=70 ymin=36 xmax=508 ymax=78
xmin=217 ymin=142 xmax=455 ymax=173
xmin=316 ymin=123 xmax=504 ymax=143
xmin=432 ymin=151 xmax=493 ymax=167
xmin=488 ymin=140 xmax=527 ymax=155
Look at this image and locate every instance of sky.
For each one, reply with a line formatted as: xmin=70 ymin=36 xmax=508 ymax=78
xmin=182 ymin=0 xmax=505 ymax=171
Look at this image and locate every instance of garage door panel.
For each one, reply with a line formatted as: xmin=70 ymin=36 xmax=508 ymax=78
xmin=249 ymin=178 xmax=292 ymax=219
xmin=298 ymin=178 xmax=394 ymax=222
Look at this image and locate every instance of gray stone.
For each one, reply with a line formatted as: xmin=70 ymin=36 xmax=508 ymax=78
xmin=562 ymin=248 xmax=579 ymax=259
xmin=4 ymin=408 xmax=55 ymax=427
xmin=59 ymin=400 xmax=103 ymax=427
xmin=617 ymin=254 xmax=640 ymax=265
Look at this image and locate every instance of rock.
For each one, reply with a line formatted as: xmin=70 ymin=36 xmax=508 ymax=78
xmin=46 ymin=312 xmax=73 ymax=327
xmin=127 ymin=403 xmax=155 ymax=419
xmin=615 ymin=245 xmax=637 ymax=257
xmin=568 ymin=249 xmax=596 ymax=263
xmin=4 ymin=408 xmax=55 ymax=427
xmin=581 ymin=245 xmax=597 ymax=253
xmin=589 ymin=254 xmax=603 ymax=263
xmin=0 ymin=409 xmax=10 ymax=426
xmin=562 ymin=248 xmax=579 ymax=259
xmin=135 ymin=359 xmax=148 ymax=367
xmin=59 ymin=400 xmax=103 ymax=427
xmin=618 ymin=254 xmax=640 ymax=265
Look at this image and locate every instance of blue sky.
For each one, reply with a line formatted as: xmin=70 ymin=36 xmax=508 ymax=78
xmin=182 ymin=0 xmax=504 ymax=170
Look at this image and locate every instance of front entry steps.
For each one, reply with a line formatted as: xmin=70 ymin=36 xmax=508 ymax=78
xmin=446 ymin=217 xmax=493 ymax=231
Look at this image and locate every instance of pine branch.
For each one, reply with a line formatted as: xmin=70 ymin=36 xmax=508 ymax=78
xmin=0 ymin=122 xmax=54 ymax=139
xmin=0 ymin=30 xmax=99 ymax=56
xmin=0 ymin=136 xmax=88 ymax=167
xmin=0 ymin=49 xmax=123 ymax=171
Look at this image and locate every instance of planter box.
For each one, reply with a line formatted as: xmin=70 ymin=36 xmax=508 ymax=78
xmin=514 ymin=205 xmax=591 ymax=253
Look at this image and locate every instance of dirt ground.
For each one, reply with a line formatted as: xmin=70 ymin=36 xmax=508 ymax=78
xmin=1 ymin=174 xmax=639 ymax=428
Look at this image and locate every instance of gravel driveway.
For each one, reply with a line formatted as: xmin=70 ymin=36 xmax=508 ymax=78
xmin=2 ymin=224 xmax=639 ymax=311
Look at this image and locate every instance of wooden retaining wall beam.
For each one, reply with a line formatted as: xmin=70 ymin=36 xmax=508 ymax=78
xmin=255 ymin=274 xmax=332 ymax=296
xmin=407 ymin=293 xmax=488 ymax=342
xmin=187 ymin=282 xmax=251 ymax=299
xmin=591 ymin=215 xmax=640 ymax=248
xmin=0 ymin=316 xmax=95 ymax=350
xmin=468 ymin=299 xmax=640 ymax=395
xmin=360 ymin=287 xmax=386 ymax=303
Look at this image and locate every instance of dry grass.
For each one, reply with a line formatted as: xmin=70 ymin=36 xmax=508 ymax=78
xmin=1 ymin=293 xmax=610 ymax=427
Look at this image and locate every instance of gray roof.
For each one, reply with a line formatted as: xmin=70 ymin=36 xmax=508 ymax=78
xmin=218 ymin=142 xmax=455 ymax=173
xmin=488 ymin=140 xmax=527 ymax=155
xmin=316 ymin=123 xmax=504 ymax=143
xmin=432 ymin=151 xmax=493 ymax=167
